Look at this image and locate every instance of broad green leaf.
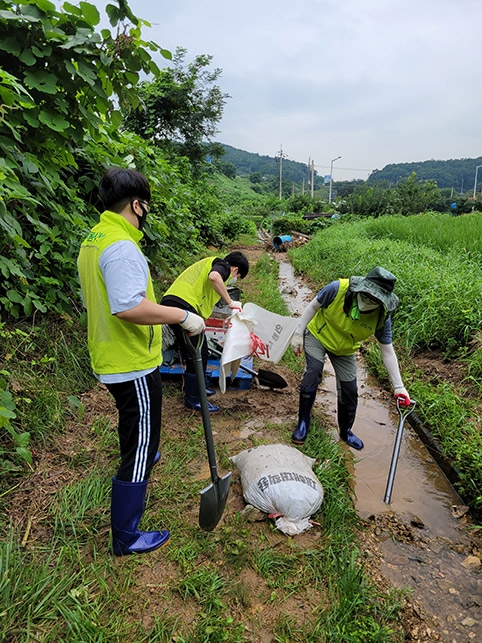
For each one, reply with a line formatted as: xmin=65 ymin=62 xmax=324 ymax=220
xmin=32 ymin=0 xmax=56 ymax=14
xmin=79 ymin=2 xmax=100 ymax=27
xmin=22 ymin=159 xmax=39 ymax=174
xmin=76 ymin=60 xmax=97 ymax=85
xmin=124 ymin=71 xmax=139 ymax=85
xmin=18 ymin=5 xmax=44 ymax=19
xmin=38 ymin=109 xmax=70 ymax=131
xmin=23 ymin=70 xmax=58 ymax=94
xmin=105 ymin=3 xmax=121 ymax=27
xmin=22 ymin=111 xmax=40 ymax=127
xmin=63 ymin=2 xmax=82 ymax=16
xmin=0 ymin=408 xmax=16 ymax=419
xmin=0 ymin=10 xmax=39 ymax=23
xmin=32 ymin=44 xmax=52 ymax=58
xmin=0 ymin=86 xmax=17 ymax=107
xmin=6 ymin=290 xmax=23 ymax=303
xmin=0 ymin=37 xmax=21 ymax=55
xmin=110 ymin=110 xmax=123 ymax=129
xmin=0 ymin=211 xmax=23 ymax=237
xmin=19 ymin=49 xmax=36 ymax=66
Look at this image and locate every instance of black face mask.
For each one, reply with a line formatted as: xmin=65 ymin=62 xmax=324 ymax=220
xmin=137 ymin=203 xmax=148 ymax=231
xmin=131 ymin=199 xmax=148 ymax=231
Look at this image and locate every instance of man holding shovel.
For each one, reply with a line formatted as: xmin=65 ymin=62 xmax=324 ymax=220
xmin=290 ymin=267 xmax=410 ymax=450
xmin=161 ymin=252 xmax=249 ymax=413
xmin=77 ymin=167 xmax=205 ymax=556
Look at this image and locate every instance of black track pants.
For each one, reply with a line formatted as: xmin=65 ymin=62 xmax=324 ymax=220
xmin=106 ymin=368 xmax=162 ymax=482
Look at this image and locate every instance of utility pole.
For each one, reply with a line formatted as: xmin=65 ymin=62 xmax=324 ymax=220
xmin=310 ymin=159 xmax=315 ymax=197
xmin=329 ymin=155 xmax=341 ymax=204
xmin=276 ymin=145 xmax=288 ymax=200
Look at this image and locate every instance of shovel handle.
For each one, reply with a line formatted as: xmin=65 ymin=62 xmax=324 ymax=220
xmin=383 ymin=399 xmax=416 ymax=504
xmin=183 ymin=330 xmax=220 ymax=485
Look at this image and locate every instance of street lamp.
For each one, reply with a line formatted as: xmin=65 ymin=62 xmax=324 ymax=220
xmin=472 ymin=165 xmax=482 ymax=202
xmin=328 ymin=156 xmax=342 ymax=204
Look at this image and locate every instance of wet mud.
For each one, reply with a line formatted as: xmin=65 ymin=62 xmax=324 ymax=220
xmin=277 ymin=255 xmax=482 ymax=643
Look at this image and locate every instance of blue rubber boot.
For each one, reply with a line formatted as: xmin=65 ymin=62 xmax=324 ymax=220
xmin=184 ymin=373 xmax=220 ymax=413
xmin=339 ymin=428 xmax=364 ymax=450
xmin=111 ymin=478 xmax=170 ymax=556
xmin=337 ymin=382 xmax=363 ymax=449
xmin=204 ymin=372 xmax=216 ymax=397
xmin=291 ymin=387 xmax=317 ymax=445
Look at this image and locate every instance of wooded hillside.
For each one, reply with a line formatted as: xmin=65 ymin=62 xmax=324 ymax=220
xmin=220 ymin=144 xmax=482 ymax=193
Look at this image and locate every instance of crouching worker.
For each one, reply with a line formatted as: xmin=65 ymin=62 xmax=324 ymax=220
xmin=77 ymin=167 xmax=205 ymax=556
xmin=161 ymin=251 xmax=249 ymax=413
xmin=290 ymin=267 xmax=410 ymax=450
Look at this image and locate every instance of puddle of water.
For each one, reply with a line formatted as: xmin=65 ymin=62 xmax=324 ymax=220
xmin=277 ymin=255 xmax=482 ymax=642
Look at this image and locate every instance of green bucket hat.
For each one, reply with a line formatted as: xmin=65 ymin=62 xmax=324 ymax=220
xmin=350 ymin=267 xmax=400 ymax=312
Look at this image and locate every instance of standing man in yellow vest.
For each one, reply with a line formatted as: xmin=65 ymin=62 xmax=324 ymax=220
xmin=77 ymin=167 xmax=205 ymax=556
xmin=161 ymin=251 xmax=249 ymax=413
xmin=290 ymin=267 xmax=410 ymax=450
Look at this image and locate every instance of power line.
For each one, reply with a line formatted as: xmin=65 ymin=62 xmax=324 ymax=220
xmin=314 ymin=164 xmax=373 ymax=173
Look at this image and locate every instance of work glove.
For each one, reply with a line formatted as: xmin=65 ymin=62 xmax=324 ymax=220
xmin=229 ymin=301 xmax=243 ymax=313
xmin=394 ymin=386 xmax=410 ymax=407
xmin=180 ymin=311 xmax=205 ymax=336
xmin=291 ymin=332 xmax=304 ymax=356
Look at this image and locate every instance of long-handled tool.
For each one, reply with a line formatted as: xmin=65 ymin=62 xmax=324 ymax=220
xmin=184 ymin=331 xmax=231 ymax=531
xmin=384 ymin=398 xmax=416 ymax=504
xmin=208 ymin=339 xmax=288 ymax=390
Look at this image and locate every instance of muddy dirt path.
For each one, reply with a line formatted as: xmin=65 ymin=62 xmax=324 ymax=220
xmin=277 ymin=253 xmax=482 ymax=643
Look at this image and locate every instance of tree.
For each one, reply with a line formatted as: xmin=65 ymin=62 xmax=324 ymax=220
xmin=122 ymin=47 xmax=229 ymax=170
xmin=393 ymin=173 xmax=441 ymax=216
xmin=0 ymin=0 xmax=170 ymax=318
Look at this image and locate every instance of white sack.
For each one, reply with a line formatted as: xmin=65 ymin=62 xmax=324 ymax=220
xmin=219 ymin=304 xmax=299 ymax=393
xmin=230 ymin=444 xmax=324 ymax=535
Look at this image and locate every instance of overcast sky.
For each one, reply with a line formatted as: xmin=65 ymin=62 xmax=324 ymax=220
xmin=109 ymin=0 xmax=481 ymax=180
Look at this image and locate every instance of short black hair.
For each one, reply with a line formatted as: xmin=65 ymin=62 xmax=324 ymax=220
xmin=224 ymin=251 xmax=249 ymax=279
xmin=99 ymin=167 xmax=151 ymax=212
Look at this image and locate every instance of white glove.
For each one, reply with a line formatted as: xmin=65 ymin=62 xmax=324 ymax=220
xmin=180 ymin=311 xmax=205 ymax=335
xmin=229 ymin=301 xmax=243 ymax=313
xmin=291 ymin=332 xmax=304 ymax=356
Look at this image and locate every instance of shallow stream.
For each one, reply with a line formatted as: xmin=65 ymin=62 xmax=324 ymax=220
xmin=277 ymin=256 xmax=482 ymax=643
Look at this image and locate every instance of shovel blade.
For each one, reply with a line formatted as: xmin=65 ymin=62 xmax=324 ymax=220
xmin=257 ymin=369 xmax=288 ymax=389
xmin=199 ymin=471 xmax=232 ymax=532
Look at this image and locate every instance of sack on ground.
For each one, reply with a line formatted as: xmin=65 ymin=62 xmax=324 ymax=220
xmin=230 ymin=444 xmax=324 ymax=535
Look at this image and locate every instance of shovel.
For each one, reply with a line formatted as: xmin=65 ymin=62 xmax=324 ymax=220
xmin=208 ymin=339 xmax=288 ymax=390
xmin=184 ymin=330 xmax=231 ymax=531
xmin=384 ymin=398 xmax=416 ymax=504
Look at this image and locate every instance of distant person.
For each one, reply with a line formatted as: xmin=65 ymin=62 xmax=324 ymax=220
xmin=77 ymin=167 xmax=205 ymax=556
xmin=290 ymin=267 xmax=410 ymax=450
xmin=161 ymin=252 xmax=249 ymax=413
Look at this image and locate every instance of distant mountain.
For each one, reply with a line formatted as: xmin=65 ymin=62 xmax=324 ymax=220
xmin=368 ymin=157 xmax=482 ymax=191
xmin=220 ymin=144 xmax=482 ymax=192
xmin=220 ymin=144 xmax=318 ymax=186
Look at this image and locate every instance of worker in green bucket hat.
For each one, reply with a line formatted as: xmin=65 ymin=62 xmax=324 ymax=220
xmin=290 ymin=267 xmax=410 ymax=450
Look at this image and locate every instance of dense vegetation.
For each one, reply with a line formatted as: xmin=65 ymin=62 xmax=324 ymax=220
xmin=0 ymin=0 xmax=254 ymax=323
